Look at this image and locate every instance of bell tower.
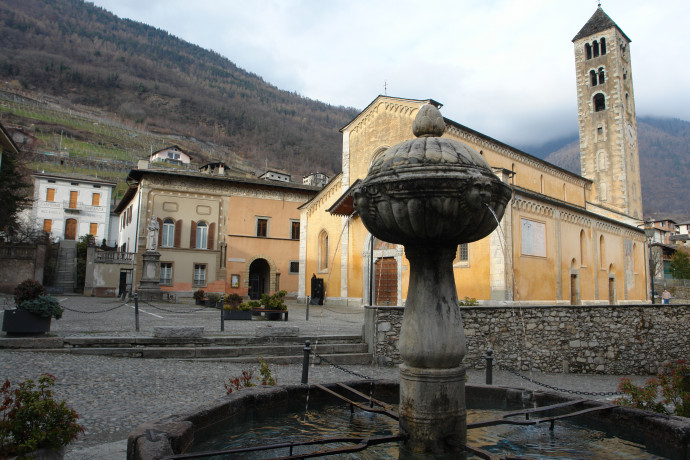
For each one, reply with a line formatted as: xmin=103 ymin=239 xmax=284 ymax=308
xmin=573 ymin=7 xmax=642 ymax=219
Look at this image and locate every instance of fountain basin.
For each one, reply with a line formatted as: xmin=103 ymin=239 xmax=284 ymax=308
xmin=127 ymin=381 xmax=690 ymax=459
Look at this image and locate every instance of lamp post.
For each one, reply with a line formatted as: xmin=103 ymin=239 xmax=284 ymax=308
xmin=644 ymin=222 xmax=656 ymax=304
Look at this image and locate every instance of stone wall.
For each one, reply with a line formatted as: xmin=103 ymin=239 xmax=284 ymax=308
xmin=364 ymin=304 xmax=690 ymax=375
xmin=0 ymin=244 xmax=46 ymax=293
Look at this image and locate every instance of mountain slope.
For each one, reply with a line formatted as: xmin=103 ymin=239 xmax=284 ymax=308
xmin=544 ymin=117 xmax=690 ymax=220
xmin=0 ymin=0 xmax=356 ymax=175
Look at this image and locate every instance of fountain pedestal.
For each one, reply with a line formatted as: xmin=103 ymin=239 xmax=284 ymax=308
xmin=398 ymin=245 xmax=466 ymax=458
xmin=353 ymin=103 xmax=512 ymax=459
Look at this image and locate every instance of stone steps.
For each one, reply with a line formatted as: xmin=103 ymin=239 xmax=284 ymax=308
xmin=0 ymin=334 xmax=371 ymax=364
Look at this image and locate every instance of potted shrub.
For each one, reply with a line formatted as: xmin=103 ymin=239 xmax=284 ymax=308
xmin=205 ymin=293 xmax=221 ymax=308
xmin=0 ymin=374 xmax=84 ymax=459
xmin=3 ymin=280 xmax=63 ymax=335
xmin=261 ymin=290 xmax=288 ymax=320
xmin=223 ymin=301 xmax=252 ymax=321
xmin=193 ymin=289 xmax=206 ymax=306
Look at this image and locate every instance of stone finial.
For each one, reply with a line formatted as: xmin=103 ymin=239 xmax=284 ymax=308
xmin=412 ymin=104 xmax=446 ymax=138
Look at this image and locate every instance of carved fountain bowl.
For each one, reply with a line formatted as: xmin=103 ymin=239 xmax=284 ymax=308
xmin=353 ymin=143 xmax=512 ymax=247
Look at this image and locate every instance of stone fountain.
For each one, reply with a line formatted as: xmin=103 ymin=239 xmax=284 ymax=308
xmin=352 ymin=103 xmax=512 ymax=458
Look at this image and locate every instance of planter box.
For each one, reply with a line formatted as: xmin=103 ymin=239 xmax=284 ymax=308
xmin=2 ymin=309 xmax=52 ymax=335
xmin=195 ymin=298 xmax=204 ymax=306
xmin=223 ymin=310 xmax=252 ymax=321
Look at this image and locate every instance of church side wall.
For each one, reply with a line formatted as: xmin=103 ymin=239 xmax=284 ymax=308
xmin=367 ymin=304 xmax=690 ymax=375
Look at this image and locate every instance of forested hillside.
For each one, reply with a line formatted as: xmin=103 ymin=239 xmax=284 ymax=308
xmin=0 ymin=0 xmax=356 ymax=175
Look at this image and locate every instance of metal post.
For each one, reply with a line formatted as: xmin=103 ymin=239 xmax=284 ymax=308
xmin=301 ymin=340 xmax=312 ymax=384
xmin=134 ymin=291 xmax=140 ymax=332
xmin=220 ymin=302 xmax=225 ymax=332
xmin=649 ymin=250 xmax=656 ymax=304
xmin=306 ymin=296 xmax=310 ymax=321
xmin=485 ymin=348 xmax=493 ymax=385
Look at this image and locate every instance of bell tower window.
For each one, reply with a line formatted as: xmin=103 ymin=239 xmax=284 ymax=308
xmin=590 ymin=70 xmax=597 ymax=86
xmin=598 ymin=67 xmax=605 ymax=84
xmin=585 ymin=43 xmax=592 ymax=60
xmin=593 ymin=40 xmax=600 ymax=57
xmin=600 ymin=37 xmax=606 ymax=55
xmin=593 ymin=93 xmax=606 ymax=112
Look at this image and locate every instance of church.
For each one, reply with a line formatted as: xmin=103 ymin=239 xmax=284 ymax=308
xmin=298 ymin=7 xmax=648 ymax=306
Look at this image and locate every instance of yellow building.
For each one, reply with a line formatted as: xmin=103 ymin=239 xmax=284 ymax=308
xmin=116 ymin=165 xmax=318 ymax=298
xmin=298 ymin=95 xmax=647 ymax=306
xmin=299 ymin=8 xmax=649 ymax=306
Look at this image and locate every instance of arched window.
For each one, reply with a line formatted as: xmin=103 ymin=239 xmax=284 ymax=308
xmin=593 ymin=93 xmax=606 ymax=112
xmin=625 ymin=93 xmax=631 ymax=112
xmin=580 ymin=230 xmax=586 ymax=266
xmin=600 ymin=37 xmax=606 ymax=55
xmin=585 ymin=43 xmax=592 ymax=60
xmin=162 ymin=219 xmax=174 ymax=247
xmin=590 ymin=70 xmax=598 ymax=86
xmin=599 ymin=235 xmax=605 ymax=269
xmin=598 ymin=67 xmax=605 ymax=85
xmin=318 ymin=230 xmax=329 ymax=271
xmin=196 ymin=222 xmax=208 ymax=249
xmin=593 ymin=40 xmax=600 ymax=57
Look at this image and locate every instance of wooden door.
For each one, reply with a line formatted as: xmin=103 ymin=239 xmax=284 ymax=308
xmin=375 ymin=257 xmax=397 ymax=306
xmin=64 ymin=218 xmax=77 ymax=240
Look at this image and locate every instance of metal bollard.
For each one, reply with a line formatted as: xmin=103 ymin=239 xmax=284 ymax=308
xmin=306 ymin=296 xmax=310 ymax=321
xmin=485 ymin=348 xmax=494 ymax=385
xmin=301 ymin=340 xmax=312 ymax=384
xmin=134 ymin=292 xmax=140 ymax=332
xmin=216 ymin=301 xmax=225 ymax=332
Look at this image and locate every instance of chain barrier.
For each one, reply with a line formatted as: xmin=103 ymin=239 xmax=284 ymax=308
xmin=139 ymin=299 xmax=208 ymax=314
xmin=312 ymin=350 xmax=374 ymax=381
xmin=495 ymin=362 xmax=623 ymax=397
xmin=60 ymin=302 xmax=129 ymax=314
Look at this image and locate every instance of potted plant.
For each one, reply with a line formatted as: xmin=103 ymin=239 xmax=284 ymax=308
xmin=205 ymin=293 xmax=221 ymax=308
xmin=193 ymin=289 xmax=206 ymax=306
xmin=261 ymin=290 xmax=288 ymax=320
xmin=2 ymin=280 xmax=63 ymax=335
xmin=0 ymin=374 xmax=84 ymax=459
xmin=223 ymin=301 xmax=252 ymax=321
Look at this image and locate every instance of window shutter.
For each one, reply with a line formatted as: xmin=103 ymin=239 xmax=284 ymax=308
xmin=190 ymin=221 xmax=197 ymax=248
xmin=208 ymin=222 xmax=215 ymax=250
xmin=157 ymin=217 xmax=163 ymax=247
xmin=174 ymin=219 xmax=182 ymax=248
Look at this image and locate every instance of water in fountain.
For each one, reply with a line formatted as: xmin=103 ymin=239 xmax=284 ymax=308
xmin=189 ymin=399 xmax=666 ymax=459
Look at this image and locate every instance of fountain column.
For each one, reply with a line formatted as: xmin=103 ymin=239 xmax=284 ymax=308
xmin=353 ymin=103 xmax=511 ymax=459
xmin=399 ymin=245 xmax=466 ymax=458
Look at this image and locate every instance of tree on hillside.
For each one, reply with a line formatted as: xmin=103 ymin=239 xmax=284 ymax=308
xmin=669 ymin=249 xmax=690 ymax=279
xmin=0 ymin=148 xmax=31 ymax=240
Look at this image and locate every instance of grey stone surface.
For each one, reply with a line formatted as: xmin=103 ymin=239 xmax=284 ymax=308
xmin=152 ymin=326 xmax=204 ymax=338
xmin=0 ymin=294 xmax=653 ymax=459
xmin=255 ymin=325 xmax=299 ymax=337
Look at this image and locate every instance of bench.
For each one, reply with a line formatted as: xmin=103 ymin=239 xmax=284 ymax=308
xmin=252 ymin=309 xmax=289 ymax=321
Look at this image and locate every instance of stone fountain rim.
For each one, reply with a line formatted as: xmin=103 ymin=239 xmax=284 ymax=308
xmin=127 ymin=380 xmax=690 ymax=460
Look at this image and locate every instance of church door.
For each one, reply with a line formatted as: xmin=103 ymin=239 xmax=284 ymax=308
xmin=374 ymin=257 xmax=397 ymax=306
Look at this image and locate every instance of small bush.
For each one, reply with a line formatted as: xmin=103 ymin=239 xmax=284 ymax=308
xmin=14 ymin=279 xmax=46 ymax=307
xmin=19 ymin=295 xmax=64 ymax=320
xmin=206 ymin=293 xmax=221 ymax=305
xmin=193 ymin=289 xmax=205 ymax=300
xmin=224 ymin=293 xmax=242 ymax=309
xmin=458 ymin=296 xmax=478 ymax=306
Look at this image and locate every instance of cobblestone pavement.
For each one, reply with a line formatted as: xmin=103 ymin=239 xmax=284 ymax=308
xmin=0 ymin=295 xmax=651 ymax=459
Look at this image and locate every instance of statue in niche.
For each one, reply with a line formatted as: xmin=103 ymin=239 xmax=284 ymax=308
xmin=146 ymin=215 xmax=159 ymax=251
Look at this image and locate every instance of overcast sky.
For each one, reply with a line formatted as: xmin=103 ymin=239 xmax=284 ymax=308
xmin=89 ymin=0 xmax=689 ymax=147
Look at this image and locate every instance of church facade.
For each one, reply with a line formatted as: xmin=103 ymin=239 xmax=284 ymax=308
xmin=298 ymin=7 xmax=648 ymax=306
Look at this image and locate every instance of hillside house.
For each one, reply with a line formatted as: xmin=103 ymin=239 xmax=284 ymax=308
xmin=150 ymin=145 xmax=191 ymax=166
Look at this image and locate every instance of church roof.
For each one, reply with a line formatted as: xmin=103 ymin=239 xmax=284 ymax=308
xmin=572 ymin=7 xmax=631 ymax=42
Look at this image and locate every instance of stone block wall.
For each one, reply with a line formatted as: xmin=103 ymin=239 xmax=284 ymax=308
xmin=364 ymin=304 xmax=690 ymax=375
xmin=0 ymin=244 xmax=45 ymax=293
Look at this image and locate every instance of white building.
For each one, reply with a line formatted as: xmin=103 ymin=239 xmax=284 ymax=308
xmin=150 ymin=146 xmax=191 ymax=166
xmin=30 ymin=173 xmax=116 ymax=243
xmin=259 ymin=169 xmax=291 ymax=183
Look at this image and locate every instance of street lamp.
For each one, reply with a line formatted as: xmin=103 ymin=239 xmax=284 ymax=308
xmin=644 ymin=222 xmax=656 ymax=304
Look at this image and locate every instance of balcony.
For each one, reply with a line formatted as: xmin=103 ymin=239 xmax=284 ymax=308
xmin=63 ymin=200 xmax=84 ymax=212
